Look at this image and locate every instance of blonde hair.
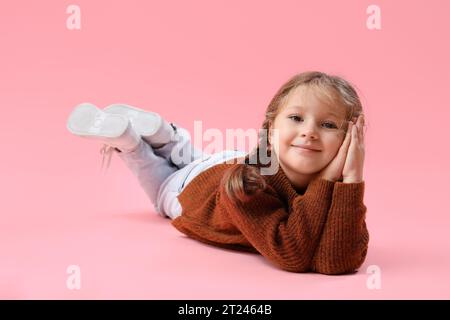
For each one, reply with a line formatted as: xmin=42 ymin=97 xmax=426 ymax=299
xmin=221 ymin=71 xmax=365 ymax=205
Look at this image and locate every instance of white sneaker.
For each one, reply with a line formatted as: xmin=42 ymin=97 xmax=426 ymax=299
xmin=67 ymin=103 xmax=141 ymax=170
xmin=103 ymin=103 xmax=175 ymax=147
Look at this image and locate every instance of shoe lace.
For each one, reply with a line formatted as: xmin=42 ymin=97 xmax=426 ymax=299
xmin=99 ymin=144 xmax=114 ymax=174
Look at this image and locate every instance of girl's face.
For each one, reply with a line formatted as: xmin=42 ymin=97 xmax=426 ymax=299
xmin=269 ymin=86 xmax=348 ymax=188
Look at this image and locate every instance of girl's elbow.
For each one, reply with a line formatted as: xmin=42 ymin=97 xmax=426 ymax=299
xmin=281 ymin=264 xmax=310 ymax=273
xmin=276 ymin=257 xmax=311 ymax=273
xmin=313 ymin=252 xmax=368 ymax=275
xmin=313 ymin=264 xmax=360 ymax=275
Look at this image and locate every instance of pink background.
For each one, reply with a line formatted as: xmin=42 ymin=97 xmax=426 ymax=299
xmin=1 ymin=0 xmax=449 ymax=299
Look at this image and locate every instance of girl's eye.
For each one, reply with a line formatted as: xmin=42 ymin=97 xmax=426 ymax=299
xmin=323 ymin=122 xmax=338 ymax=129
xmin=288 ymin=115 xmax=303 ymax=122
xmin=288 ymin=116 xmax=338 ymax=129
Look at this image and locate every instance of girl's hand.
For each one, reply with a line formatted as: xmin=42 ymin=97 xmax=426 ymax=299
xmin=342 ymin=115 xmax=365 ymax=183
xmin=318 ymin=121 xmax=353 ymax=182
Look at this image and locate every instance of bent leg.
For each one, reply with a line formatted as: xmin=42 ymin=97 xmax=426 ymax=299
xmin=116 ymin=139 xmax=178 ymax=216
xmin=152 ymin=122 xmax=207 ymax=169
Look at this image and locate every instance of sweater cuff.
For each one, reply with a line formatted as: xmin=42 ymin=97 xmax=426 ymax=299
xmin=298 ymin=178 xmax=336 ymax=219
xmin=333 ymin=181 xmax=365 ymax=206
xmin=305 ymin=178 xmax=335 ymax=197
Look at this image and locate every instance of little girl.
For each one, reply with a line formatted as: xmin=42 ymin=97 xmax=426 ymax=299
xmin=67 ymin=71 xmax=368 ymax=275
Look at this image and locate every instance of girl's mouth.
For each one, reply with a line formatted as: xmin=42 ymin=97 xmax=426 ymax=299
xmin=291 ymin=145 xmax=321 ymax=154
xmin=291 ymin=145 xmax=321 ymax=152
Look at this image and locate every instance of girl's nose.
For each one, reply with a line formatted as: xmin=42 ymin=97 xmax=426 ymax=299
xmin=300 ymin=122 xmax=318 ymax=139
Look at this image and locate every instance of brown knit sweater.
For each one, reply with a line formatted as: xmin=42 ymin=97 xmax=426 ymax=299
xmin=171 ymin=162 xmax=369 ymax=275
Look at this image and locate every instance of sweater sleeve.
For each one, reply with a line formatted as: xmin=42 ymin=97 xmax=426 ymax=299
xmin=218 ymin=178 xmax=335 ymax=273
xmin=311 ymin=181 xmax=369 ymax=275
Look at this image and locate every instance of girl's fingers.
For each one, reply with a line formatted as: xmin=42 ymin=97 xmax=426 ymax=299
xmin=352 ymin=122 xmax=358 ymax=141
xmin=359 ymin=115 xmax=365 ymax=144
xmin=345 ymin=122 xmax=353 ymax=143
xmin=355 ymin=115 xmax=364 ymax=144
xmin=350 ymin=123 xmax=359 ymax=153
xmin=341 ymin=121 xmax=353 ymax=152
xmin=359 ymin=114 xmax=364 ymax=135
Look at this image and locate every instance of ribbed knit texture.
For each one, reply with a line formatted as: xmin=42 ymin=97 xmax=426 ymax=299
xmin=171 ymin=163 xmax=369 ymax=275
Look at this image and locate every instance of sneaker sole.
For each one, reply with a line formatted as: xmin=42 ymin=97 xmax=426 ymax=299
xmin=103 ymin=103 xmax=162 ymax=137
xmin=67 ymin=103 xmax=129 ymax=138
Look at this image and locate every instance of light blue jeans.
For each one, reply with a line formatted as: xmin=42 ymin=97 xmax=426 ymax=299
xmin=116 ymin=122 xmax=246 ymax=219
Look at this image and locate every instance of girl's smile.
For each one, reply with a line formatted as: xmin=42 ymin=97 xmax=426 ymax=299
xmin=291 ymin=145 xmax=322 ymax=155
